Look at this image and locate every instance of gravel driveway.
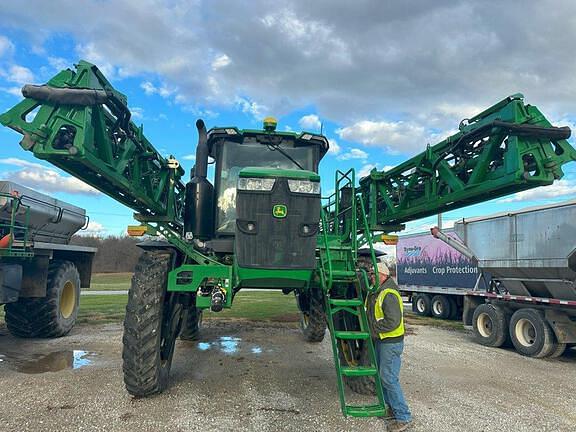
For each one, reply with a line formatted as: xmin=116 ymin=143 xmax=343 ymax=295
xmin=0 ymin=319 xmax=574 ymax=432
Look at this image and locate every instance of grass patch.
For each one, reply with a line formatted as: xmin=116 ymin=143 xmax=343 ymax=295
xmin=85 ymin=273 xmax=132 ymax=291
xmin=76 ymin=290 xmax=299 ymax=325
xmin=405 ymin=311 xmax=465 ymax=331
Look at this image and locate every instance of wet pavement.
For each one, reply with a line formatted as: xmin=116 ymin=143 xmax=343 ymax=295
xmin=0 ymin=320 xmax=575 ymax=432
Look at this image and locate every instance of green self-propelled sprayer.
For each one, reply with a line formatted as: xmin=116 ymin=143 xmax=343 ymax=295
xmin=1 ymin=61 xmax=575 ymax=417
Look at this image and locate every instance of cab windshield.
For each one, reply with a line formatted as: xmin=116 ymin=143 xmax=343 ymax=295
xmin=215 ymin=139 xmax=317 ymax=233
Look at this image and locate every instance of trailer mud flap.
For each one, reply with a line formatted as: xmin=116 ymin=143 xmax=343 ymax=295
xmin=0 ymin=264 xmax=23 ymax=304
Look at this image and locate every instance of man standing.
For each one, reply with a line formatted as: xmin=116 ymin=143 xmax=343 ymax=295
xmin=366 ymin=258 xmax=412 ymax=432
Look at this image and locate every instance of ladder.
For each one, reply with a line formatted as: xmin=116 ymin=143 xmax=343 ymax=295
xmin=318 ymin=169 xmax=386 ymax=417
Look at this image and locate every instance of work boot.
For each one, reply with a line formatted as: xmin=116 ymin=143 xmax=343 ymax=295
xmin=387 ymin=420 xmax=412 ymax=432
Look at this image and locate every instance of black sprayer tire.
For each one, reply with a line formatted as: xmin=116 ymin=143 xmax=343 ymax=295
xmin=340 ymin=340 xmax=376 ymax=395
xmin=122 ymin=251 xmax=183 ymax=397
xmin=509 ymin=309 xmax=555 ymax=358
xmin=180 ymin=306 xmax=203 ymax=341
xmin=412 ymin=293 xmax=432 ymax=316
xmin=431 ymin=295 xmax=452 ymax=320
xmin=472 ymin=304 xmax=509 ymax=348
xmin=297 ymin=289 xmax=326 ymax=342
xmin=5 ymin=260 xmax=80 ymax=338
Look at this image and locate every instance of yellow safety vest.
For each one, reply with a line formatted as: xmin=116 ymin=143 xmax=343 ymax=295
xmin=373 ymin=288 xmax=405 ymax=340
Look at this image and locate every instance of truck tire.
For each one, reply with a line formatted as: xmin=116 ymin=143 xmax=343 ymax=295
xmin=431 ymin=295 xmax=452 ymax=319
xmin=412 ymin=293 xmax=432 ymax=316
xmin=180 ymin=307 xmax=203 ymax=341
xmin=5 ymin=260 xmax=80 ymax=338
xmin=548 ymin=341 xmax=567 ymax=359
xmin=472 ymin=304 xmax=509 ymax=347
xmin=122 ymin=251 xmax=183 ymax=397
xmin=296 ymin=289 xmax=326 ymax=342
xmin=448 ymin=296 xmax=460 ymax=320
xmin=509 ymin=309 xmax=555 ymax=358
xmin=339 ymin=339 xmax=376 ymax=395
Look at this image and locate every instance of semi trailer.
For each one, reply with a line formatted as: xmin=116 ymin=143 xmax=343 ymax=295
xmin=396 ymin=230 xmax=484 ymax=320
xmin=433 ymin=200 xmax=576 ymax=358
xmin=0 ymin=181 xmax=96 ymax=337
xmin=1 ymin=60 xmax=575 ymax=417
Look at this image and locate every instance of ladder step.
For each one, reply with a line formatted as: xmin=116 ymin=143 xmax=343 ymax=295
xmin=334 ymin=331 xmax=370 ymax=340
xmin=340 ymin=366 xmax=378 ymax=377
xmin=329 ymin=298 xmax=363 ymax=307
xmin=345 ymin=404 xmax=386 ymax=417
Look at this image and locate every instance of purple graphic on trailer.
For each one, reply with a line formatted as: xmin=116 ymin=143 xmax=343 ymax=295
xmin=396 ymin=231 xmax=478 ymax=288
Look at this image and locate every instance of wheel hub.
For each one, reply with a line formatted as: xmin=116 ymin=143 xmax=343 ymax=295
xmin=477 ymin=312 xmax=493 ymax=337
xmin=60 ymin=280 xmax=76 ymax=319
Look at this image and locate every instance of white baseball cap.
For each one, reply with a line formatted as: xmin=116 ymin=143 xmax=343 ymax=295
xmin=377 ymin=260 xmax=390 ymax=276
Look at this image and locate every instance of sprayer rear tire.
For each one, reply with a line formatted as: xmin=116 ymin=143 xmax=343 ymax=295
xmin=122 ymin=251 xmax=182 ymax=397
xmin=298 ymin=289 xmax=326 ymax=343
xmin=5 ymin=260 xmax=80 ymax=338
xmin=180 ymin=307 xmax=203 ymax=341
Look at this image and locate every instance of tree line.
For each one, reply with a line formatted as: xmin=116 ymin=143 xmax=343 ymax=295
xmin=70 ymin=235 xmax=143 ymax=273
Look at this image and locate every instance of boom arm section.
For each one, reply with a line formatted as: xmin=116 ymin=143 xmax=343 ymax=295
xmin=360 ymin=94 xmax=576 ymax=232
xmin=0 ymin=61 xmax=185 ymax=228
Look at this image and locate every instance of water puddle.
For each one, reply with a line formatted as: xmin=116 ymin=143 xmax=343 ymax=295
xmin=0 ymin=350 xmax=95 ymax=374
xmin=196 ymin=336 xmax=270 ymax=355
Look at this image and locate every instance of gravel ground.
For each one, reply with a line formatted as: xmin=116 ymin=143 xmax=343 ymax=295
xmin=0 ymin=319 xmax=574 ymax=432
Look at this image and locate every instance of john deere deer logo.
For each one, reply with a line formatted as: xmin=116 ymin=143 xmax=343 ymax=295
xmin=272 ymin=204 xmax=287 ymax=218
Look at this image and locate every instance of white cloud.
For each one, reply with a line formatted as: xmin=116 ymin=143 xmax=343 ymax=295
xmin=140 ymin=81 xmax=175 ymax=98
xmin=0 ymin=35 xmax=14 ymax=57
xmin=358 ymin=163 xmax=396 ymax=178
xmin=130 ymin=106 xmax=144 ymax=120
xmin=0 ymin=86 xmax=22 ymax=97
xmin=212 ymin=54 xmax=231 ymax=70
xmin=499 ymin=180 xmax=576 ymax=203
xmin=0 ymin=158 xmax=100 ymax=195
xmin=81 ymin=220 xmax=105 ymax=236
xmin=182 ymin=154 xmax=196 ymax=161
xmin=337 ymin=119 xmax=438 ymax=155
xmin=235 ymin=96 xmax=267 ymax=119
xmin=298 ymin=114 xmax=321 ymax=131
xmin=327 ymin=138 xmax=340 ymax=155
xmin=337 ymin=148 xmax=368 ymax=161
xmin=1 ymin=64 xmax=35 ymax=85
xmin=358 ymin=163 xmax=377 ymax=178
xmin=47 ymin=56 xmax=70 ymax=71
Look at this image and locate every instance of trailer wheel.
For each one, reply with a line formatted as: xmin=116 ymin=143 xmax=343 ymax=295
xmin=448 ymin=297 xmax=460 ymax=320
xmin=122 ymin=251 xmax=183 ymax=397
xmin=509 ymin=309 xmax=554 ymax=358
xmin=296 ymin=288 xmax=326 ymax=342
xmin=548 ymin=341 xmax=567 ymax=359
xmin=5 ymin=260 xmax=80 ymax=338
xmin=179 ymin=306 xmax=203 ymax=341
xmin=412 ymin=294 xmax=432 ymax=316
xmin=431 ymin=295 xmax=452 ymax=320
xmin=472 ymin=304 xmax=509 ymax=347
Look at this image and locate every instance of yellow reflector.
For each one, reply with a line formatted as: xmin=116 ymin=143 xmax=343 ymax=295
xmin=263 ymin=116 xmax=277 ymax=131
xmin=127 ymin=225 xmax=148 ymax=237
xmin=380 ymin=234 xmax=398 ymax=245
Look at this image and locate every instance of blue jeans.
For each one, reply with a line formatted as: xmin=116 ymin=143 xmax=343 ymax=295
xmin=374 ymin=340 xmax=412 ymax=422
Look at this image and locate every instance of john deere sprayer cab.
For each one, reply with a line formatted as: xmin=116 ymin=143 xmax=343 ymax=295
xmin=1 ymin=61 xmax=575 ymax=418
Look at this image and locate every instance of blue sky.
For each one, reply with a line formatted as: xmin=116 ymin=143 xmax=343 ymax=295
xmin=0 ymin=1 xmax=575 ymax=240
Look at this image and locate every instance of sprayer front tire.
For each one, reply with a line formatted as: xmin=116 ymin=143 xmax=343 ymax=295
xmin=297 ymin=289 xmax=326 ymax=343
xmin=122 ymin=251 xmax=183 ymax=397
xmin=472 ymin=304 xmax=509 ymax=348
xmin=5 ymin=260 xmax=80 ymax=338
